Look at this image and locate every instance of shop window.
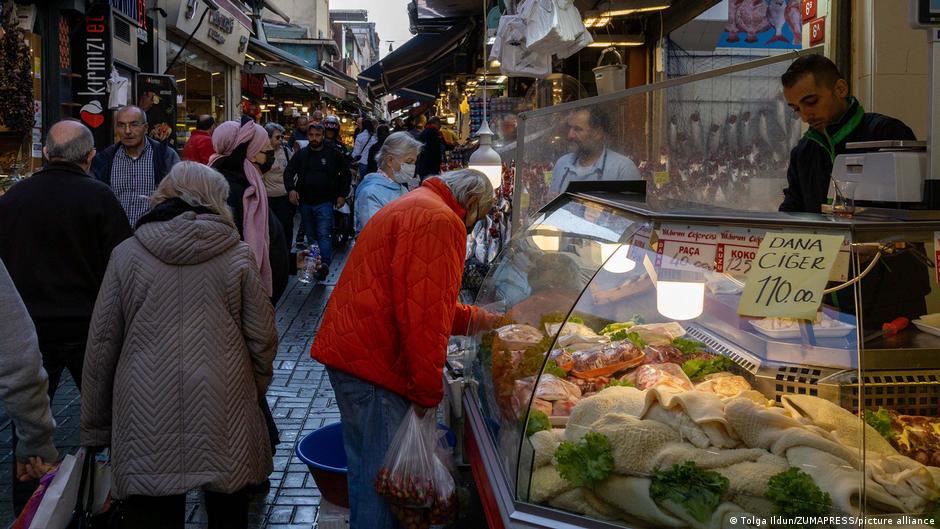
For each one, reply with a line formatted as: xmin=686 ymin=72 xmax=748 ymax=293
xmin=166 ymin=39 xmax=228 ymax=146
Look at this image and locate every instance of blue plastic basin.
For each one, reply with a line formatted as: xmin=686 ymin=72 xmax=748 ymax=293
xmin=295 ymin=421 xmax=456 ymax=508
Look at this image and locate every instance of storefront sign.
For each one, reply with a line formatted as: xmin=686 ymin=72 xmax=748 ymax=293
xmin=737 ymin=233 xmax=843 ymax=319
xmin=325 ymin=78 xmax=347 ymax=100
xmin=166 ymin=1 xmax=250 ymax=66
xmin=74 ymin=3 xmax=113 ymax=148
xmin=802 ymin=0 xmax=817 ymax=23
xmin=137 ymin=74 xmax=178 ymax=148
xmin=810 ymin=17 xmax=826 ymax=46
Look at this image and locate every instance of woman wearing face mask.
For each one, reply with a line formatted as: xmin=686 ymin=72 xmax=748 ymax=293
xmin=354 ymin=132 xmax=423 ymax=233
xmin=260 ymin=123 xmax=294 ymax=244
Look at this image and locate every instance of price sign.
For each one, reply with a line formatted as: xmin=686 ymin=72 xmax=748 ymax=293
xmin=810 ymin=17 xmax=826 ymax=46
xmin=802 ymin=0 xmax=817 ymax=22
xmin=738 ymin=232 xmax=844 ymax=319
xmin=655 ymin=225 xmax=718 ymax=272
xmin=653 ymin=170 xmax=670 ymax=186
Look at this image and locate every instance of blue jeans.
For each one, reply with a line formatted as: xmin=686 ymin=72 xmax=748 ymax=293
xmin=327 ymin=368 xmax=409 ymax=529
xmin=299 ymin=202 xmax=333 ymax=265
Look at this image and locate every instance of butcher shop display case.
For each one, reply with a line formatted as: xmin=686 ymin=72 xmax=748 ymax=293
xmin=464 ymin=189 xmax=940 ymax=529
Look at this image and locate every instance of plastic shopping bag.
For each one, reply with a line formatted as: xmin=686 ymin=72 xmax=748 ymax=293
xmin=374 ymin=407 xmax=458 ymax=529
xmin=25 ymin=452 xmax=84 ymax=529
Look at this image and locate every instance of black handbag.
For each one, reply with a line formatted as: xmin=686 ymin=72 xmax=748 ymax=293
xmin=67 ymin=449 xmax=119 ymax=529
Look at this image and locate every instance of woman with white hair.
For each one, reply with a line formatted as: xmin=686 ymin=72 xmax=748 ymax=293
xmin=80 ymin=162 xmax=277 ymax=529
xmin=354 ymin=131 xmax=423 ymax=233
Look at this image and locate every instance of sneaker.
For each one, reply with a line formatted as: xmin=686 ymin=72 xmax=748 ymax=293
xmin=315 ymin=264 xmax=330 ymax=281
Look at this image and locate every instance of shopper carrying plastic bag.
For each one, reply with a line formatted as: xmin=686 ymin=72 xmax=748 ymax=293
xmin=374 ymin=407 xmax=458 ymax=529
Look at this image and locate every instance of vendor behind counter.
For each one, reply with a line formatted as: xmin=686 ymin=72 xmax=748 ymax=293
xmin=779 ymin=54 xmax=929 ymax=328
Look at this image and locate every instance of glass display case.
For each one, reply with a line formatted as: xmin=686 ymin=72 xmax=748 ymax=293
xmin=464 ymin=188 xmax=940 ymax=528
xmin=461 ymin=48 xmax=940 ymax=529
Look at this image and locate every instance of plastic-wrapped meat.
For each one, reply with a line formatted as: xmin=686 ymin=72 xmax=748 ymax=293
xmin=644 ymin=344 xmax=686 ymax=365
xmin=570 ymin=341 xmax=645 ymax=378
xmin=495 ymin=324 xmax=544 ymax=351
xmin=549 ymin=348 xmax=575 ymax=371
xmin=511 ymin=374 xmax=581 ymax=419
xmin=532 ymin=398 xmax=553 ymax=417
xmin=552 ymin=398 xmax=578 ymax=417
xmin=566 ymin=375 xmax=610 ymax=394
xmin=533 ymin=374 xmax=582 ymax=401
xmin=630 ymin=322 xmax=686 ymax=346
xmin=545 ymin=322 xmax=608 ymax=347
xmin=634 ymin=363 xmax=694 ymax=392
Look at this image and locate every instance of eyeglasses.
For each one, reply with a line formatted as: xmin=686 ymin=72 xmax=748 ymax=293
xmin=117 ymin=121 xmax=145 ymax=130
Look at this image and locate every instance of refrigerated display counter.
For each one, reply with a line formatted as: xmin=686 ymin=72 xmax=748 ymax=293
xmin=461 ymin=187 xmax=940 ymax=529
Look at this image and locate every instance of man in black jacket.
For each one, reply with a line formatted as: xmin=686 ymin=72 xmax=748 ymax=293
xmin=0 ymin=120 xmax=132 ymax=510
xmin=285 ymin=123 xmax=350 ymax=276
xmin=780 ymin=55 xmax=916 ymax=213
xmin=90 ymin=105 xmax=180 ymax=226
xmin=780 ymin=55 xmax=927 ymax=327
xmin=415 ymin=116 xmax=444 ymax=180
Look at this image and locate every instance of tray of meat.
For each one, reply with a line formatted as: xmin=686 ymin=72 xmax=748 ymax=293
xmin=494 ymin=324 xmax=544 ymax=351
xmin=570 ymin=341 xmax=645 ymax=379
xmin=552 ymin=398 xmax=578 ymax=417
xmin=566 ymin=375 xmax=611 ymax=394
xmin=634 ymin=363 xmax=694 ymax=392
xmin=510 ymin=374 xmax=581 ymax=419
xmin=549 ymin=348 xmax=575 ymax=371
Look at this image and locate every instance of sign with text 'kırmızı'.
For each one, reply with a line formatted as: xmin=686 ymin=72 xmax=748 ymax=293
xmin=74 ymin=3 xmax=113 ymax=148
xmin=737 ymin=232 xmax=844 ymax=320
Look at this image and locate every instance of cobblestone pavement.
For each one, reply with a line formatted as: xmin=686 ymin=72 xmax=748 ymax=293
xmin=0 ymin=247 xmax=352 ymax=528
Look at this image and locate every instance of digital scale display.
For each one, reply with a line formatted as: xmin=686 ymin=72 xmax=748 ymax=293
xmin=916 ymin=0 xmax=940 ymax=25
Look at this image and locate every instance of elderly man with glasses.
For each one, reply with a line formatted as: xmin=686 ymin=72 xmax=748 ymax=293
xmin=91 ymin=105 xmax=180 ymax=226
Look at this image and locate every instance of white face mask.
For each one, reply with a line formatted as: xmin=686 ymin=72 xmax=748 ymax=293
xmin=395 ymin=162 xmax=416 ymax=184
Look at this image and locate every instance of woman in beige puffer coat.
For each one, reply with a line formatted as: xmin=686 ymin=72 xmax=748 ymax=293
xmin=80 ymin=162 xmax=277 ymax=529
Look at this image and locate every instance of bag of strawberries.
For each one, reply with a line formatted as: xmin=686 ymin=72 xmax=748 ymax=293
xmin=374 ymin=407 xmax=458 ymax=529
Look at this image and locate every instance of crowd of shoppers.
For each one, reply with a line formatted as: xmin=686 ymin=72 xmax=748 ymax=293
xmin=0 ymin=102 xmax=486 ymax=529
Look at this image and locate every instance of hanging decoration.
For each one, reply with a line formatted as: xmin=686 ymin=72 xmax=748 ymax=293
xmin=58 ymin=17 xmax=70 ymax=70
xmin=0 ymin=13 xmax=34 ymax=132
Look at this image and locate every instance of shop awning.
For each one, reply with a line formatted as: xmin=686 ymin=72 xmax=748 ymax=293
xmin=388 ymin=97 xmax=417 ymax=113
xmin=245 ymin=38 xmax=323 ymax=88
xmin=358 ymin=21 xmax=473 ymax=98
xmin=392 ymin=75 xmax=441 ymax=103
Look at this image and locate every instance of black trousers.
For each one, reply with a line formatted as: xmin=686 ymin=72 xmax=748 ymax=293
xmin=268 ymin=195 xmax=295 ymax=246
xmin=12 ymin=338 xmax=86 ymax=514
xmin=119 ymin=488 xmax=250 ymax=529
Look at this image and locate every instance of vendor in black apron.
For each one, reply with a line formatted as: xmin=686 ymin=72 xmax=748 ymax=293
xmin=779 ymin=54 xmax=929 ymax=329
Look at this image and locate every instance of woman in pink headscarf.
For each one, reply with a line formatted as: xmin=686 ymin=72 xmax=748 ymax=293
xmin=209 ymin=121 xmax=288 ymax=488
xmin=209 ymin=121 xmax=289 ymax=304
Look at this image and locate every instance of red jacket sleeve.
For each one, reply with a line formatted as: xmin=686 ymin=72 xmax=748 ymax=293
xmin=451 ymin=303 xmax=495 ymax=336
xmin=197 ymin=138 xmax=216 ymax=165
xmin=392 ymin=214 xmax=465 ymax=408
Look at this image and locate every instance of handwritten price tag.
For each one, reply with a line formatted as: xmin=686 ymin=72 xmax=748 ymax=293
xmin=737 ymin=232 xmax=844 ymax=319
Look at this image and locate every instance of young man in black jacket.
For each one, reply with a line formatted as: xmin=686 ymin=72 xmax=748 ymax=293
xmin=284 ymin=123 xmax=351 ymax=277
xmin=780 ymin=54 xmax=927 ymax=328
xmin=0 ymin=120 xmax=132 ymax=511
xmin=780 ymin=54 xmax=915 ymax=213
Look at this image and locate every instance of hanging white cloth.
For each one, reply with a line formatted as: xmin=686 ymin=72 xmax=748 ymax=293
xmin=107 ymin=70 xmax=129 ymax=109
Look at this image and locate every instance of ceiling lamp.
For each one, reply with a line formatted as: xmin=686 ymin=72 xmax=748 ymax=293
xmin=468 ymin=0 xmax=502 ymax=191
xmin=587 ymin=34 xmax=645 ymax=47
xmin=600 ymin=0 xmax=670 ymax=18
xmin=469 ymin=121 xmax=502 ymax=189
